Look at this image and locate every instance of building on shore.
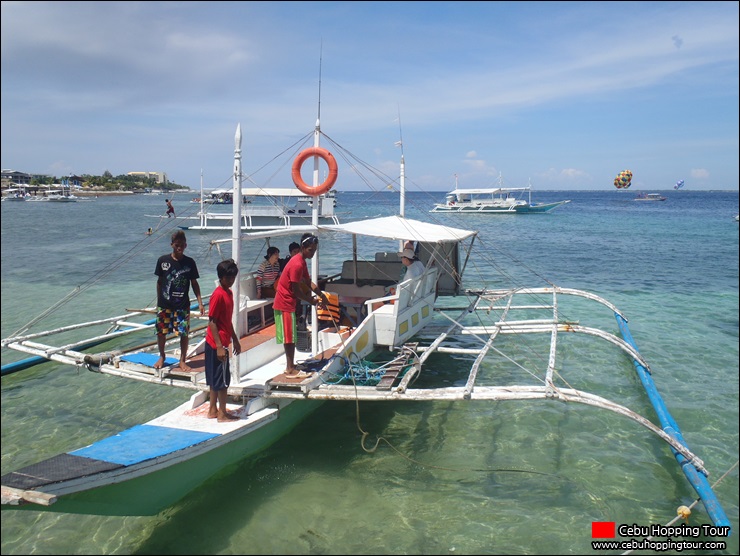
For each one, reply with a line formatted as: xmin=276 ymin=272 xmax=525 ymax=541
xmin=127 ymin=171 xmax=168 ymax=184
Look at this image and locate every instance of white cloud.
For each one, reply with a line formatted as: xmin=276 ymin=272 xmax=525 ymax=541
xmin=690 ymin=168 xmax=710 ymax=179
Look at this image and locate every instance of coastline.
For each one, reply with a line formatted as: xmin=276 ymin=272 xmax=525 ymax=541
xmin=75 ymin=190 xmax=134 ymax=196
xmin=75 ymin=190 xmax=193 ymax=197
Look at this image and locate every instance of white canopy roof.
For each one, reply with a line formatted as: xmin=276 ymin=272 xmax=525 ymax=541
xmin=449 ymin=187 xmax=529 ymax=195
xmin=242 ymin=187 xmax=325 ymax=198
xmin=210 ymin=187 xmax=331 ymax=198
xmin=319 ymin=215 xmax=476 ymax=243
xmin=211 ymin=216 xmax=476 ymax=246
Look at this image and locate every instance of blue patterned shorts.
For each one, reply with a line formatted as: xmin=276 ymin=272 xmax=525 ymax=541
xmin=156 ymin=307 xmax=190 ymax=336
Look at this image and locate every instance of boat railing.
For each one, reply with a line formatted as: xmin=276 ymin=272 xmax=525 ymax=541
xmin=366 ymin=266 xmax=439 ymax=315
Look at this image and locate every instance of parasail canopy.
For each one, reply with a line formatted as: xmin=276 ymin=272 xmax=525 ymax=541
xmin=614 ymin=170 xmax=633 ymax=189
xmin=674 ymin=179 xmax=684 ymax=190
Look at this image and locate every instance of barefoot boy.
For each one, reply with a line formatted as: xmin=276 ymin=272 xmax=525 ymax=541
xmin=154 ymin=230 xmax=204 ymax=371
xmin=205 ymin=259 xmax=242 ymax=421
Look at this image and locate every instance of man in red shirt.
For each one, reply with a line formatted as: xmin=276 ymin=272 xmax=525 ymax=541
xmin=273 ymin=233 xmax=327 ymax=378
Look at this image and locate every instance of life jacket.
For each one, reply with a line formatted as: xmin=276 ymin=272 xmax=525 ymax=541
xmin=316 ymin=292 xmax=341 ymax=322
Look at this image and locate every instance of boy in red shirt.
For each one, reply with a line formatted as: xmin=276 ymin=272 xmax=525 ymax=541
xmin=205 ymin=259 xmax=242 ymax=421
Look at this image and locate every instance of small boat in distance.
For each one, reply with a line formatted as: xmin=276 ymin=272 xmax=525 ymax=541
xmin=430 ymin=174 xmax=570 ymax=214
xmin=634 ymin=192 xmax=667 ymax=202
xmin=2 ymin=188 xmax=28 ymax=201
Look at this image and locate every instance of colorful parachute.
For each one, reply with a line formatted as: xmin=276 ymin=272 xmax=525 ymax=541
xmin=614 ymin=170 xmax=633 ymax=189
xmin=674 ymin=179 xmax=684 ymax=190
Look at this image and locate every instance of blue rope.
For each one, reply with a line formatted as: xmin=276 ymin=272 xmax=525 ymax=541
xmin=297 ymin=351 xmax=411 ymax=387
xmin=318 ymin=352 xmax=409 ymax=387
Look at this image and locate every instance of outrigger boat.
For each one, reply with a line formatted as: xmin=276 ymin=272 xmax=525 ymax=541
xmin=634 ymin=192 xmax=667 ymax=202
xmin=180 ymin=188 xmax=339 ymax=231
xmin=0 ymin=122 xmax=731 ymax=534
xmin=431 ymin=174 xmax=570 ymax=214
xmin=174 ymin=170 xmax=340 ymax=232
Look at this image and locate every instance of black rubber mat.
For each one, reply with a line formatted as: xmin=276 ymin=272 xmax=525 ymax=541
xmin=1 ymin=453 xmax=122 ymax=490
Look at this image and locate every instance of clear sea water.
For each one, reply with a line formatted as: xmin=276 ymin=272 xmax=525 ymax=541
xmin=1 ymin=189 xmax=738 ymax=555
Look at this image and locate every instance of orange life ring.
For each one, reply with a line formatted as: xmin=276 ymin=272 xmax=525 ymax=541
xmin=291 ymin=147 xmax=338 ymax=196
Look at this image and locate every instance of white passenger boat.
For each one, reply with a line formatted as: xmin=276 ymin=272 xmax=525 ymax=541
xmin=431 ymin=175 xmax=570 ymax=214
xmin=181 ymin=187 xmax=339 ymax=231
xmin=634 ymin=192 xmax=667 ymax=202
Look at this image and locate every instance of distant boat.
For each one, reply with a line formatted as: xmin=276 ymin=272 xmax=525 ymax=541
xmin=180 ymin=188 xmax=340 ymax=231
xmin=46 ymin=181 xmax=79 ymax=202
xmin=634 ymin=192 xmax=667 ymax=202
xmin=2 ymin=187 xmax=29 ymax=201
xmin=46 ymin=194 xmax=78 ymax=202
xmin=431 ymin=174 xmax=570 ymax=214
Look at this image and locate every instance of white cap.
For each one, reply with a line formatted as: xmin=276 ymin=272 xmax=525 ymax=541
xmin=400 ymin=248 xmax=415 ymax=259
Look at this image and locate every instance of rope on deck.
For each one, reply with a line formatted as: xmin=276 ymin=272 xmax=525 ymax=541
xmin=318 ymin=352 xmax=412 ymax=387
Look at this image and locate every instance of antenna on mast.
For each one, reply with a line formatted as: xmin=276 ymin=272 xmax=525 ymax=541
xmin=317 ymin=40 xmax=323 ymax=121
xmin=395 ymin=105 xmax=406 ymax=219
xmin=394 ymin=105 xmax=404 ymax=157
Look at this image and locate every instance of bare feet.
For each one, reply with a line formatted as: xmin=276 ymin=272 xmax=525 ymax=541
xmin=217 ymin=411 xmax=239 ymax=422
xmin=207 ymin=409 xmax=218 ymax=419
xmin=178 ymin=361 xmax=193 ymax=372
xmin=154 ymin=356 xmax=165 ymax=369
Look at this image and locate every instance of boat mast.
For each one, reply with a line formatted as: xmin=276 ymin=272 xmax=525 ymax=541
xmin=310 ymin=50 xmax=323 ymax=354
xmin=396 ymin=107 xmax=405 ymax=219
xmin=309 ymin=119 xmax=321 ymax=354
xmin=231 ymin=124 xmax=242 ymax=377
xmin=199 ymin=169 xmax=205 ymax=227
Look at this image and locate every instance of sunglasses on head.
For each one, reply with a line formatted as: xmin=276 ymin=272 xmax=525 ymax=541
xmin=301 ymin=235 xmax=319 ymax=246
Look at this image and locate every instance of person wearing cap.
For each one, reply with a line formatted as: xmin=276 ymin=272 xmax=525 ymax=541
xmin=399 ymin=247 xmax=425 ymax=280
xmin=374 ymin=248 xmax=426 ymax=312
xmin=273 ymin=232 xmax=327 ymax=378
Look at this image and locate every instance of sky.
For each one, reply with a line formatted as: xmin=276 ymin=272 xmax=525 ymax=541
xmin=1 ymin=1 xmax=738 ymax=192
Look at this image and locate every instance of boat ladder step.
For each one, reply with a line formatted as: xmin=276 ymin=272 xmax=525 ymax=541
xmin=376 ymin=343 xmax=418 ymax=390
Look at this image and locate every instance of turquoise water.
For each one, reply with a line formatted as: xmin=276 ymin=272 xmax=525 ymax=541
xmin=1 ymin=189 xmax=738 ymax=555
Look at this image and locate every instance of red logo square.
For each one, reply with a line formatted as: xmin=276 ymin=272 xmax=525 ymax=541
xmin=592 ymin=522 xmax=616 ymax=538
